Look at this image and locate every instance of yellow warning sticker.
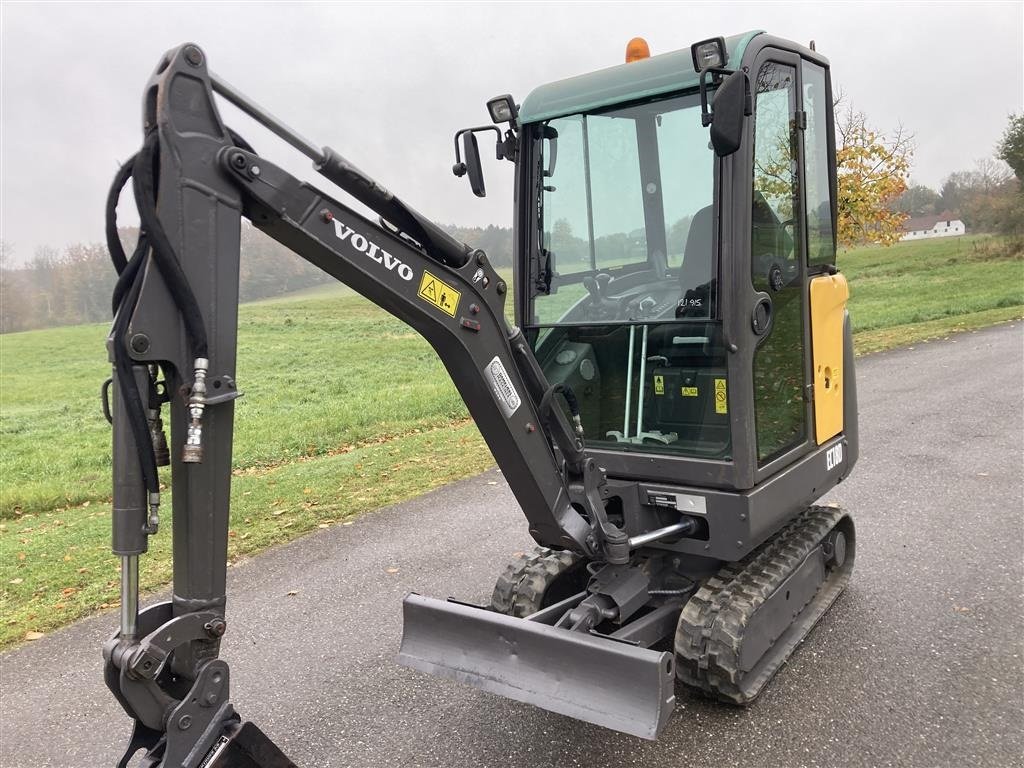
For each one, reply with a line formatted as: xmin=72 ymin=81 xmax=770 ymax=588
xmin=654 ymin=375 xmax=665 ymax=395
xmin=417 ymin=271 xmax=460 ymax=318
xmin=714 ymin=378 xmax=728 ymax=414
xmin=681 ymin=387 xmax=699 ymax=397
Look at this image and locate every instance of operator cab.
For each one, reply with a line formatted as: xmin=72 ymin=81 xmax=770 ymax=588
xmin=511 ymin=32 xmax=843 ymax=490
xmin=455 ymin=31 xmax=845 ymax=491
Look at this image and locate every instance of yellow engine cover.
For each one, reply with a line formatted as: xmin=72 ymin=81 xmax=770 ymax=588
xmin=809 ymin=273 xmax=849 ymax=444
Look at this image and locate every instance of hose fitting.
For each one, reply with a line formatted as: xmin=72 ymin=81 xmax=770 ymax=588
xmin=148 ymin=408 xmax=170 ymax=467
xmin=143 ymin=491 xmax=160 ymax=535
xmin=182 ymin=358 xmax=209 ymax=463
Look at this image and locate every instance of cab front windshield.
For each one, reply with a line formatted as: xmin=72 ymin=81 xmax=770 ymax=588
xmin=526 ymin=91 xmax=729 ymax=459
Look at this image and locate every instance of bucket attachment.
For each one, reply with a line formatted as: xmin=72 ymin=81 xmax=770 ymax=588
xmin=204 ymin=721 xmax=297 ymax=768
xmin=398 ymin=593 xmax=676 ymax=740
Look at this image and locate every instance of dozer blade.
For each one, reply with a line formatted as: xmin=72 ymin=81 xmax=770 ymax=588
xmin=398 ymin=593 xmax=676 ymax=740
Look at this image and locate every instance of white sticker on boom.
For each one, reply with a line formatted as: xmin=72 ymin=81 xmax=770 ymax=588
xmin=485 ymin=356 xmax=522 ymax=418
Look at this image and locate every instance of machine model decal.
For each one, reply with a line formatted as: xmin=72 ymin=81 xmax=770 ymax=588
xmin=826 ymin=442 xmax=844 ymax=471
xmin=714 ymin=378 xmax=728 ymax=414
xmin=197 ymin=736 xmax=231 ymax=768
xmin=484 ymin=356 xmax=522 ymax=417
xmin=417 ymin=271 xmax=461 ymax=317
xmin=332 ymin=219 xmax=415 ymax=282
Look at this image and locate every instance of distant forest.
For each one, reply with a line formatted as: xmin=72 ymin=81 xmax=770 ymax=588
xmin=0 ymin=224 xmax=513 ymax=334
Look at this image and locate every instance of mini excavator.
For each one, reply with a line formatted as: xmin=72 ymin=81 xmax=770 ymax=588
xmin=102 ymin=31 xmax=857 ymax=766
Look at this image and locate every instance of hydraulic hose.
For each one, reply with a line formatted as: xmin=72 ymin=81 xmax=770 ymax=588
xmin=105 ymin=159 xmax=135 ymax=276
xmin=539 ymin=383 xmax=584 ymax=437
xmin=110 ymin=248 xmax=160 ymax=500
xmin=106 ymin=160 xmax=159 ymax=499
xmin=105 ymin=127 xmax=254 ymax=495
xmin=132 ymin=131 xmax=208 ymax=359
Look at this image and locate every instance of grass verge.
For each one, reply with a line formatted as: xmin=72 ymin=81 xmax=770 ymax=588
xmin=853 ymin=307 xmax=1022 ymax=355
xmin=0 ymin=420 xmax=490 ymax=647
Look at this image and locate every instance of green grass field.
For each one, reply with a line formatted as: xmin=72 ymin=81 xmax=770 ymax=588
xmin=1 ymin=234 xmax=1021 ymax=647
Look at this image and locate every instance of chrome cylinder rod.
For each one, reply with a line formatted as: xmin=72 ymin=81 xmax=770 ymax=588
xmin=120 ymin=555 xmax=139 ymax=640
xmin=210 ymin=72 xmax=324 ymax=163
xmin=628 ymin=521 xmax=696 ymax=549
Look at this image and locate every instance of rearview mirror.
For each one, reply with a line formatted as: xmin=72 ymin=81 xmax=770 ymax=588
xmin=462 ymin=132 xmax=486 ymax=197
xmin=708 ymin=69 xmax=750 ymax=157
xmin=452 ymin=126 xmax=503 ymax=198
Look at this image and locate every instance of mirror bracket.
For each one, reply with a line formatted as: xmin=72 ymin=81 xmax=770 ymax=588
xmin=699 ymin=66 xmax=742 ymax=127
xmin=452 ymin=125 xmax=513 ymax=197
xmin=699 ymin=67 xmax=752 ymax=157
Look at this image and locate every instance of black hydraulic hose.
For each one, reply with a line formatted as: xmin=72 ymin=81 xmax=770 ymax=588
xmin=539 ymin=383 xmax=581 ymax=420
xmin=112 ymin=255 xmax=160 ymax=496
xmin=106 ymin=154 xmax=147 ymax=314
xmin=104 ymin=127 xmax=253 ymax=495
xmin=110 ymin=233 xmax=148 ymax=317
xmin=106 ymin=159 xmax=159 ymax=495
xmin=106 ymin=153 xmax=159 ymax=498
xmin=105 ymin=158 xmax=136 ymax=276
xmin=132 ymin=131 xmax=208 ymax=359
xmin=538 ymin=382 xmax=584 ymax=442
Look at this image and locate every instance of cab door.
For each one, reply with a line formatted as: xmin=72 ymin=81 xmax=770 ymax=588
xmin=747 ymin=54 xmax=810 ymax=468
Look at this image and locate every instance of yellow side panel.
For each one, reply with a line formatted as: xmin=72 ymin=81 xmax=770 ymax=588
xmin=810 ymin=273 xmax=849 ymax=444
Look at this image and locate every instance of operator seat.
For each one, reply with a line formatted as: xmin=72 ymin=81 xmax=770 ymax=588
xmin=678 ymin=204 xmax=714 ymax=302
xmin=639 ymin=205 xmax=726 ymax=450
xmin=648 ymin=203 xmax=715 ymax=358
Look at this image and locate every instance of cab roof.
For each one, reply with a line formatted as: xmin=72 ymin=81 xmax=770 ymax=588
xmin=518 ymin=31 xmax=764 ymax=124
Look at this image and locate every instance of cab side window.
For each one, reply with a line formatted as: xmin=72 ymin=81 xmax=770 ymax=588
xmin=802 ymin=62 xmax=836 ymax=268
xmin=750 ymin=61 xmax=807 ymax=464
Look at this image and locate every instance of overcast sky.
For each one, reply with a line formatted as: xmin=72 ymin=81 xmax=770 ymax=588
xmin=1 ymin=1 xmax=1021 ymax=263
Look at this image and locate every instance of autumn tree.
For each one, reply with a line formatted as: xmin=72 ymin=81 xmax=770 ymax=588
xmin=998 ymin=114 xmax=1024 ymax=182
xmin=834 ymin=104 xmax=913 ymax=246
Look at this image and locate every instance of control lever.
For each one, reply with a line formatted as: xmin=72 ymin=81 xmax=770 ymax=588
xmin=583 ymin=272 xmax=617 ymax=318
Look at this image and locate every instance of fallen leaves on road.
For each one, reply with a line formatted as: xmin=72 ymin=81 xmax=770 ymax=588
xmin=24 ymin=631 xmax=44 ymax=641
xmin=286 ymin=590 xmax=299 ymax=596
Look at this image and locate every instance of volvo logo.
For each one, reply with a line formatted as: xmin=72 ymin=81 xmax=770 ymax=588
xmin=332 ymin=220 xmax=415 ymax=282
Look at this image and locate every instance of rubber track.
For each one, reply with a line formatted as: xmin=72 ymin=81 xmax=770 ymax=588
xmin=490 ymin=547 xmax=581 ymax=618
xmin=674 ymin=504 xmax=854 ymax=704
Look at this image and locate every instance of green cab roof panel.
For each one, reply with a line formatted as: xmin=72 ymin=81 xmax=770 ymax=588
xmin=518 ymin=31 xmax=764 ymax=124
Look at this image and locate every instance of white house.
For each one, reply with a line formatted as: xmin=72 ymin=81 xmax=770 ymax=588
xmin=900 ymin=211 xmax=966 ymax=241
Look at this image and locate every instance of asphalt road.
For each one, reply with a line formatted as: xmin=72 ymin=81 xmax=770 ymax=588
xmin=2 ymin=324 xmax=1022 ymax=768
